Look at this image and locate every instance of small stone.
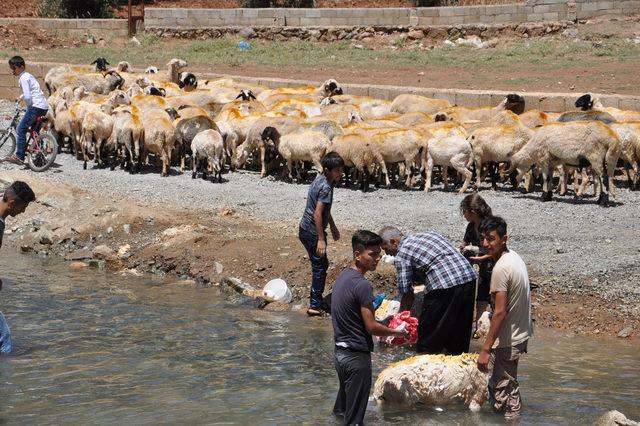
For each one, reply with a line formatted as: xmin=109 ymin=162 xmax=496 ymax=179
xmin=239 ymin=27 xmax=256 ymax=39
xmin=617 ymin=327 xmax=632 ymax=338
xmin=106 ymin=227 xmax=113 ymax=234
xmin=39 ymin=232 xmax=54 ymax=245
xmin=88 ymin=259 xmax=106 ymax=270
xmin=556 ymin=248 xmax=567 ymax=254
xmin=123 ymin=224 xmax=131 ymax=234
xmin=69 ymin=261 xmax=88 ymax=269
xmin=214 ymin=261 xmax=224 ymax=274
xmin=128 ymin=36 xmax=141 ymax=46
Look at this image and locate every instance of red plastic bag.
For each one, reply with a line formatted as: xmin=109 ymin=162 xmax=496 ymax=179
xmin=382 ymin=311 xmax=418 ymax=346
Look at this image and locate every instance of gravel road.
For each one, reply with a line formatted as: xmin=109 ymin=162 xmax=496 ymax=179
xmin=2 ymin=100 xmax=639 ymax=312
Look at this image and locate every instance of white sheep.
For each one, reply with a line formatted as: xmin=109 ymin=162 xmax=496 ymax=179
xmin=575 ymin=93 xmax=640 ymax=122
xmin=80 ymin=104 xmax=116 ymax=170
xmin=468 ymin=123 xmax=534 ymax=190
xmin=436 ymin=94 xmax=525 ymax=123
xmin=330 ymin=132 xmax=387 ymax=192
xmin=389 ymin=94 xmax=452 ymax=115
xmin=191 ymin=129 xmax=226 ymax=182
xmin=110 ymin=105 xmax=144 ymax=173
xmin=373 ymin=353 xmax=489 ymax=412
xmin=261 ymin=127 xmax=330 ymax=182
xmin=140 ymin=108 xmax=177 ymax=177
xmin=423 ymin=134 xmax=474 ymax=193
xmin=510 ymin=121 xmax=621 ymax=206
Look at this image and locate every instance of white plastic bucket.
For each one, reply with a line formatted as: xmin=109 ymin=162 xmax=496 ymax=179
xmin=263 ymin=278 xmax=292 ymax=304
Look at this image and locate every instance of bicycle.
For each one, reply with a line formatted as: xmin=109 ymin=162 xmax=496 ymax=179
xmin=0 ymin=102 xmax=58 ymax=172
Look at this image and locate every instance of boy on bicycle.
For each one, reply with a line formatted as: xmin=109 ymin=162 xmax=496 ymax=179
xmin=5 ymin=56 xmax=49 ymax=165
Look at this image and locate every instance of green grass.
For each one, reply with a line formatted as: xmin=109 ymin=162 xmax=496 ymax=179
xmin=4 ymin=37 xmax=639 ymax=73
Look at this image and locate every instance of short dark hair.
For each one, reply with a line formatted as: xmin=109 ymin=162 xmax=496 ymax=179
xmin=321 ymin=151 xmax=344 ymax=172
xmin=479 ymin=215 xmax=507 ymax=238
xmin=352 ymin=230 xmax=382 ymax=253
xmin=3 ymin=181 xmax=36 ymax=204
xmin=9 ymin=56 xmax=25 ymax=69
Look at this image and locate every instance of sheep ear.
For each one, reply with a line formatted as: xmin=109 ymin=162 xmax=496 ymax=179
xmin=105 ymin=59 xmax=110 ymax=65
xmin=235 ymin=93 xmax=243 ymax=100
xmin=249 ymin=92 xmax=256 ymax=100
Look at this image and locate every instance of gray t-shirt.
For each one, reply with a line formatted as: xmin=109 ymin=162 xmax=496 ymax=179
xmin=331 ymin=267 xmax=375 ymax=353
xmin=299 ymin=174 xmax=333 ymax=236
xmin=0 ymin=217 xmax=4 ymax=248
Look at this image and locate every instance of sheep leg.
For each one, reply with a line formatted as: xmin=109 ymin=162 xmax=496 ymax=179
xmin=558 ymin=165 xmax=567 ymax=196
xmin=424 ymin=156 xmax=434 ymax=192
xmin=474 ymin=159 xmax=483 ymax=190
xmin=202 ymin=158 xmax=208 ymax=181
xmin=259 ymin=147 xmax=267 ymax=178
xmin=451 ymin=160 xmax=472 ymax=194
xmin=540 ymin=165 xmax=553 ymax=201
xmin=161 ymin=145 xmax=170 ymax=177
xmin=192 ymin=154 xmax=198 ymax=179
xmin=81 ymin=130 xmax=90 ymax=170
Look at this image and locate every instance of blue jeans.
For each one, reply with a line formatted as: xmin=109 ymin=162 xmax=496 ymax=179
xmin=299 ymin=227 xmax=329 ymax=309
xmin=16 ymin=106 xmax=48 ymax=160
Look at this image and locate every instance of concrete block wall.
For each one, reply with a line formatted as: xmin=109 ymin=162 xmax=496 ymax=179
xmin=2 ymin=61 xmax=639 ymax=113
xmin=144 ymin=1 xmax=640 ymax=29
xmin=0 ymin=61 xmax=51 ymax=101
xmin=0 ymin=18 xmax=128 ymax=39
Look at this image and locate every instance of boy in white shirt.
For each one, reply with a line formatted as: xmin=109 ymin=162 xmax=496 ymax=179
xmin=476 ymin=215 xmax=533 ymax=419
xmin=6 ymin=56 xmax=49 ymax=165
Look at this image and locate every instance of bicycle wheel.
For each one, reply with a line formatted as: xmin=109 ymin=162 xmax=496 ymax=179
xmin=0 ymin=130 xmax=16 ymax=159
xmin=27 ymin=131 xmax=58 ymax=172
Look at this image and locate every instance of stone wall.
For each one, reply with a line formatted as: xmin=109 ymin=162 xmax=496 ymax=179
xmin=0 ymin=18 xmax=128 ymax=39
xmin=144 ymin=0 xmax=640 ymax=29
xmin=2 ymin=61 xmax=640 ymax=113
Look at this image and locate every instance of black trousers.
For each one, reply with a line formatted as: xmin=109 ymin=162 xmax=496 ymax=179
xmin=333 ymin=348 xmax=371 ymax=426
xmin=416 ymin=280 xmax=475 ymax=355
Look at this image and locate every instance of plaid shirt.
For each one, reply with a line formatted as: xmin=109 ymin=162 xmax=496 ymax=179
xmin=395 ymin=232 xmax=477 ymax=294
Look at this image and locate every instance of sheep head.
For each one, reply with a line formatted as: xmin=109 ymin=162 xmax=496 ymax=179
xmin=116 ymin=61 xmax=132 ymax=73
xmin=235 ymin=89 xmax=257 ymax=101
xmin=505 ymin=94 xmax=525 ymax=115
xmin=575 ymin=93 xmax=594 ymax=111
xmin=322 ymin=79 xmax=343 ymax=96
xmin=144 ymin=66 xmax=159 ymax=74
xmin=127 ymin=84 xmax=144 ymax=98
xmin=261 ymin=126 xmax=281 ymax=149
xmin=91 ymin=57 xmax=109 ymax=72
xmin=108 ymin=89 xmax=131 ymax=107
xmin=320 ymin=96 xmax=337 ymax=108
xmin=178 ymin=72 xmax=198 ymax=90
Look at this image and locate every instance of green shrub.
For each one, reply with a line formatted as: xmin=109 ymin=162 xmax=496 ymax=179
xmin=39 ymin=0 xmax=116 ymax=18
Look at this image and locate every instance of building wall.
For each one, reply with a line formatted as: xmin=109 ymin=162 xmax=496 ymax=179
xmin=144 ymin=0 xmax=640 ymax=28
xmin=0 ymin=18 xmax=128 ymax=39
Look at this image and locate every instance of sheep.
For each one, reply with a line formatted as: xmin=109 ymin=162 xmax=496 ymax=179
xmin=388 ymin=111 xmax=434 ymax=127
xmin=191 ymin=129 xmax=226 ymax=182
xmin=110 ymin=105 xmax=144 ymax=173
xmin=235 ymin=89 xmax=257 ymax=101
xmin=67 ymin=90 xmax=131 ymax=157
xmin=558 ymin=110 xmax=617 ymax=124
xmin=144 ymin=86 xmax=166 ymax=97
xmin=509 ymin=121 xmax=621 ymax=206
xmin=140 ymin=108 xmax=177 ymax=177
xmin=468 ymin=123 xmax=534 ymax=190
xmin=215 ymin=120 xmax=240 ymax=170
xmin=373 ymin=353 xmax=489 ymax=412
xmin=237 ymin=116 xmax=303 ymax=177
xmin=174 ymin=115 xmax=219 ymax=171
xmin=423 ymin=134 xmax=474 ymax=194
xmin=44 ymin=61 xmax=104 ymax=95
xmin=261 ymin=127 xmax=331 ymax=182
xmin=91 ymin=57 xmax=110 ymax=72
xmin=610 ymin=122 xmax=640 ymax=190
xmin=80 ymin=104 xmax=116 ymax=170
xmin=436 ymin=94 xmax=525 ymax=123
xmin=53 ymin=70 xmax=125 ymax=95
xmin=328 ymin=94 xmax=392 ymax=119
xmin=575 ymin=93 xmax=640 ymax=122
xmin=256 ymin=79 xmax=343 ymax=104
xmin=368 ymin=128 xmax=428 ymax=188
xmin=144 ymin=66 xmax=159 ymax=74
xmin=330 ymin=133 xmax=387 ymax=192
xmin=389 ymin=94 xmax=452 ymax=115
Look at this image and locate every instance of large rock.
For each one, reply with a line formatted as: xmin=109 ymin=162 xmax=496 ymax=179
xmin=593 ymin=411 xmax=639 ymax=426
xmin=92 ymin=245 xmax=122 ymax=269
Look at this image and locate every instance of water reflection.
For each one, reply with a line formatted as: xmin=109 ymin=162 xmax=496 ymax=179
xmin=0 ymin=254 xmax=638 ymax=424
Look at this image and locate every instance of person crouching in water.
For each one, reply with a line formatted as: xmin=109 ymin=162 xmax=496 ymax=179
xmin=331 ymin=230 xmax=409 ymax=425
xmin=459 ymin=193 xmax=494 ymax=338
xmin=476 ymin=216 xmax=533 ymax=419
xmin=298 ymin=151 xmax=344 ymax=317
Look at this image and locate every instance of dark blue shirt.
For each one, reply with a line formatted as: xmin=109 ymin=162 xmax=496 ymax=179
xmin=299 ymin=174 xmax=333 ymax=236
xmin=331 ymin=267 xmax=375 ymax=353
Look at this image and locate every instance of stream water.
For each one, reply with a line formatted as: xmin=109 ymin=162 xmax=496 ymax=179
xmin=0 ymin=254 xmax=638 ymax=424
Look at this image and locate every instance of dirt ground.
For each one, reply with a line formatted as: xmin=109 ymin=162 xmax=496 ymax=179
xmin=0 ymin=170 xmax=637 ymax=341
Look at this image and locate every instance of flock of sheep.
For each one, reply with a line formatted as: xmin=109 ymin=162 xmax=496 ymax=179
xmin=42 ymin=57 xmax=640 ymax=206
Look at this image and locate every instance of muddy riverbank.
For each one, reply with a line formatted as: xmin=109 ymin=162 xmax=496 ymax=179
xmin=0 ymin=156 xmax=638 ymax=340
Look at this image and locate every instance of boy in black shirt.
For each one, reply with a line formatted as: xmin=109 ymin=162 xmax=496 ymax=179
xmin=331 ymin=230 xmax=408 ymax=425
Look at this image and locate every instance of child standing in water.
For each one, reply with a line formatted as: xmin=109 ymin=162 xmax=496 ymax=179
xmin=460 ymin=193 xmax=494 ymax=337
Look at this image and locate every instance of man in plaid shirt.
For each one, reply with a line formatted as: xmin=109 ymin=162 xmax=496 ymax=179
xmin=378 ymin=226 xmax=477 ymax=354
